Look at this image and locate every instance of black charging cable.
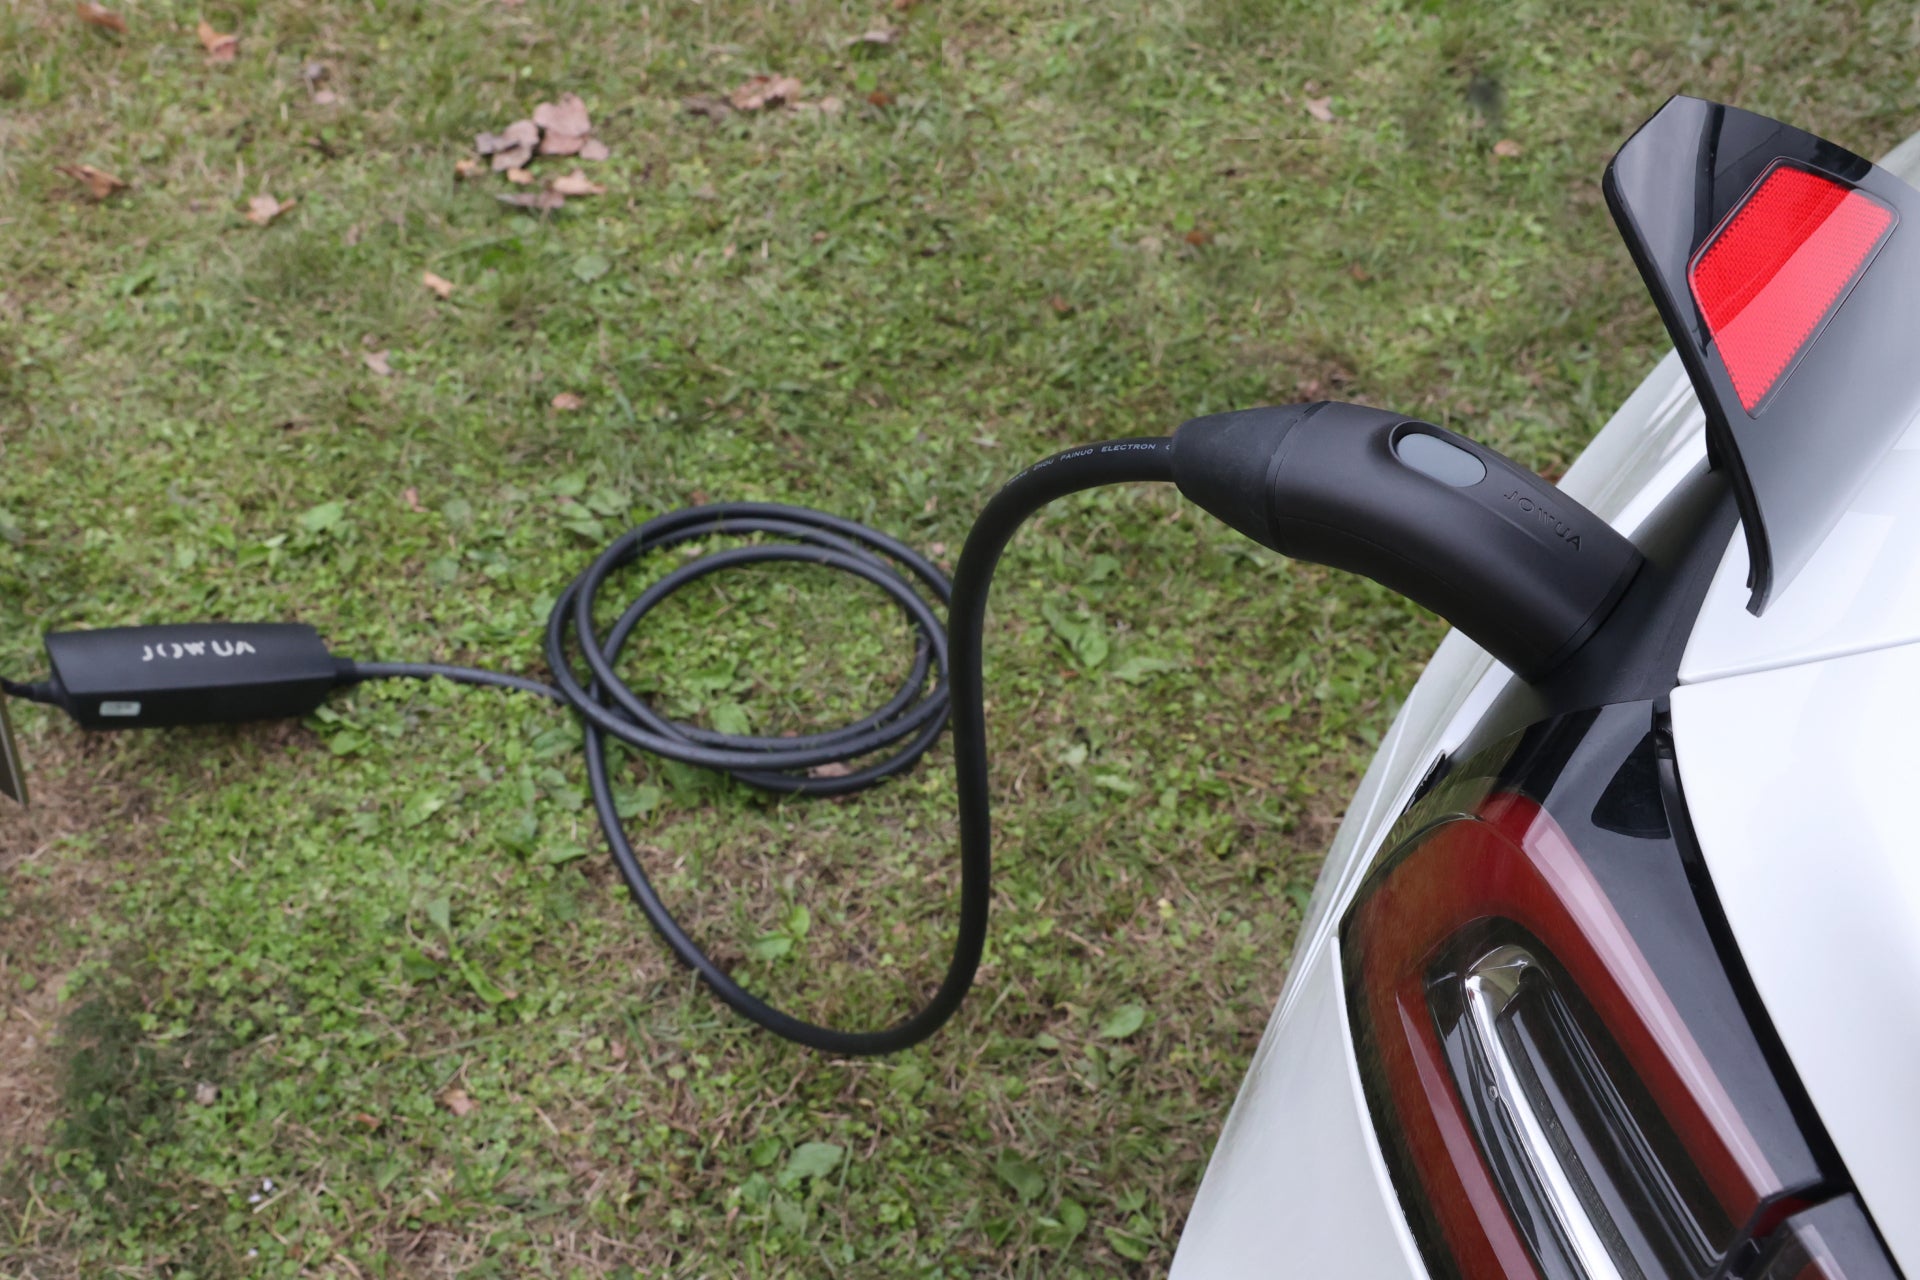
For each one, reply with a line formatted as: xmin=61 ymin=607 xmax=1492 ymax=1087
xmin=6 ymin=402 xmax=1648 ymax=1053
xmin=337 ymin=443 xmax=1176 ymax=1055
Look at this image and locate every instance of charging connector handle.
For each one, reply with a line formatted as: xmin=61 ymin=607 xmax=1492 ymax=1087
xmin=1172 ymin=401 xmax=1643 ymax=679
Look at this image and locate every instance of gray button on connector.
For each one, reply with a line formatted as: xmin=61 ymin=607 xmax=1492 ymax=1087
xmin=1394 ymin=430 xmax=1488 ymax=487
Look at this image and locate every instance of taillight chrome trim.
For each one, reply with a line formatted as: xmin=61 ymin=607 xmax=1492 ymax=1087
xmin=1462 ymin=945 xmax=1629 ymax=1280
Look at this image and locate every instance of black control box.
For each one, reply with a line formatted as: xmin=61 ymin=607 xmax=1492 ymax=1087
xmin=44 ymin=623 xmax=340 ymax=729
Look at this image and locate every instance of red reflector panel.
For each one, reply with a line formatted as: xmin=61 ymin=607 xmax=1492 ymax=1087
xmin=1688 ymin=165 xmax=1894 ymax=414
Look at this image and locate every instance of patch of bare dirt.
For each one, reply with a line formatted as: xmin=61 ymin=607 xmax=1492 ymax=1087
xmin=0 ymin=728 xmax=153 ymax=1153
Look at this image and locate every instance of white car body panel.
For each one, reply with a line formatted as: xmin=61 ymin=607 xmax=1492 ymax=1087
xmin=1672 ymin=651 xmax=1920 ymax=1272
xmin=1680 ymin=415 xmax=1920 ymax=683
xmin=1174 ymin=128 xmax=1920 ymax=1278
xmin=1170 ymin=939 xmax=1429 ymax=1276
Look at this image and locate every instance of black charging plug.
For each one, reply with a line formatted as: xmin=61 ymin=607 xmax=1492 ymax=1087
xmin=1171 ymin=401 xmax=1644 ymax=680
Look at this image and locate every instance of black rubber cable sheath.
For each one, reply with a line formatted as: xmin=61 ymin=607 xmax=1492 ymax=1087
xmin=336 ymin=441 xmax=1176 ymax=1054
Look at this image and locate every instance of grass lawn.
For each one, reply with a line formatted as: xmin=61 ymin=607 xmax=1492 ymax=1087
xmin=0 ymin=0 xmax=1914 ymax=1274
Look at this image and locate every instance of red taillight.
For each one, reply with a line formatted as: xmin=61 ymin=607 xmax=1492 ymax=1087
xmin=1340 ymin=703 xmax=1875 ymax=1280
xmin=1688 ymin=163 xmax=1894 ymax=414
xmin=1348 ymin=794 xmax=1788 ymax=1278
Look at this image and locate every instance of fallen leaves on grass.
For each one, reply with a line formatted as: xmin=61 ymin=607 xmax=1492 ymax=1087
xmin=470 ymin=94 xmax=611 ymax=210
xmin=729 ymin=74 xmax=802 ymax=112
xmin=533 ymin=92 xmax=590 ymax=139
xmin=75 ymin=2 xmax=126 ymax=33
xmin=1492 ymin=138 xmax=1523 ymax=158
xmin=302 ymin=61 xmax=337 ymax=105
xmin=421 ymin=271 xmax=455 ymax=299
xmin=362 ymin=349 xmax=392 ymax=377
xmin=550 ymin=391 xmax=584 ymax=411
xmin=56 ymin=164 xmax=127 ymax=200
xmin=196 ymin=19 xmax=238 ymax=62
xmin=439 ymin=1087 xmax=476 ymax=1117
xmin=548 ymin=169 xmax=604 ymax=197
xmin=244 ymin=193 xmax=294 ymax=224
xmin=1304 ymin=95 xmax=1335 ymax=123
xmin=453 ymin=157 xmax=483 ymax=180
xmin=478 ymin=118 xmax=539 ymax=171
xmin=866 ymin=89 xmax=894 ymax=107
xmin=850 ymin=24 xmax=898 ymax=45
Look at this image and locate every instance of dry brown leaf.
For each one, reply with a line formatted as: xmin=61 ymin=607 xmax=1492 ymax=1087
xmin=578 ymin=138 xmax=610 ymax=162
xmin=807 ymin=761 xmax=854 ymax=779
xmin=196 ymin=19 xmax=239 ymax=62
xmin=851 ymin=24 xmax=898 ymax=44
xmin=1047 ymin=294 xmax=1073 ymax=316
xmin=421 ymin=271 xmax=455 ymax=300
xmin=496 ymin=190 xmax=566 ymax=211
xmin=362 ymin=349 xmax=392 ymax=377
xmin=454 ymin=157 xmax=483 ymax=180
xmin=1304 ymin=96 xmax=1335 ymax=123
xmin=866 ymin=89 xmax=894 ymax=107
xmin=550 ymin=392 xmax=585 ymax=411
xmin=56 ymin=164 xmax=128 ymax=200
xmin=486 ymin=119 xmax=539 ymax=171
xmin=505 ymin=167 xmax=534 ymax=185
xmin=244 ymin=193 xmax=294 ymax=225
xmin=532 ymin=93 xmax=591 ymax=138
xmin=439 ymin=1087 xmax=476 ymax=1117
xmin=729 ymin=74 xmax=802 ymax=113
xmin=192 ymin=1081 xmax=218 ymax=1105
xmin=480 ymin=121 xmax=539 ymax=167
xmin=402 ymin=486 xmax=423 ymax=512
xmin=1492 ymin=138 xmax=1523 ymax=158
xmin=312 ymin=88 xmax=339 ymax=105
xmin=538 ymin=130 xmax=585 ymax=157
xmin=76 ymin=2 xmax=127 ymax=33
xmin=683 ymin=94 xmax=733 ymax=120
xmin=1184 ymin=227 xmax=1212 ymax=246
xmin=548 ymin=169 xmax=604 ymax=197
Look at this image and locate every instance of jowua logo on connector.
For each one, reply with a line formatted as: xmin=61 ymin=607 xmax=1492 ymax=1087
xmin=140 ymin=638 xmax=259 ymax=662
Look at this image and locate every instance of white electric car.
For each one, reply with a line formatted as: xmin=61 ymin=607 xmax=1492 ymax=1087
xmin=1171 ymin=98 xmax=1920 ymax=1279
